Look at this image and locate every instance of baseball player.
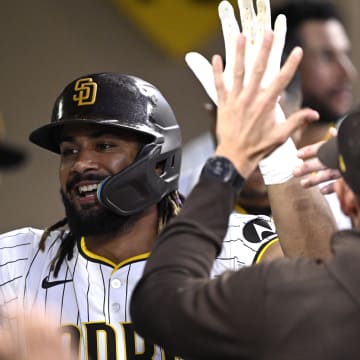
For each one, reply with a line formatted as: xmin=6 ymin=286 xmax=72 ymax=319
xmin=0 ymin=71 xmax=280 ymax=360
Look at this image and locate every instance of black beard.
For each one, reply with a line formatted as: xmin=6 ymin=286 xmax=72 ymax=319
xmin=60 ymin=189 xmax=137 ymax=239
xmin=302 ymin=96 xmax=341 ymax=124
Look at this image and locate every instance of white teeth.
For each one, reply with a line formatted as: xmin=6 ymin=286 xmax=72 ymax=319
xmin=78 ymin=184 xmax=98 ymax=194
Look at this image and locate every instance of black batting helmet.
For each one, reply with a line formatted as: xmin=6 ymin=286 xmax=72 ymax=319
xmin=29 ymin=72 xmax=182 ymax=215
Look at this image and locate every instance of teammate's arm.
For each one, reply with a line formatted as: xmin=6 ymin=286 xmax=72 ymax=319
xmin=239 ymin=174 xmax=337 ymax=262
xmin=267 ymin=177 xmax=336 ymax=259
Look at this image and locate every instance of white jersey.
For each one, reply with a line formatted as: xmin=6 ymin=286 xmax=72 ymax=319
xmin=0 ymin=214 xmax=277 ymax=360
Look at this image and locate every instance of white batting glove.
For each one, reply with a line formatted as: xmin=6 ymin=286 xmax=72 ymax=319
xmin=235 ymin=1 xmax=296 ymax=185
xmin=185 ymin=0 xmax=287 ymax=104
xmin=185 ymin=2 xmax=238 ymax=103
xmin=239 ymin=0 xmax=286 ymax=87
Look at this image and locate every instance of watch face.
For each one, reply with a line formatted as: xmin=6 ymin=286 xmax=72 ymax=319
xmin=203 ymin=156 xmax=243 ymax=191
xmin=211 ymin=158 xmax=232 ymax=181
xmin=205 ymin=157 xmax=234 ymax=182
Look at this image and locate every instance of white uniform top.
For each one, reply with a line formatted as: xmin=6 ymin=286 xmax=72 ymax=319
xmin=0 ymin=215 xmax=277 ymax=360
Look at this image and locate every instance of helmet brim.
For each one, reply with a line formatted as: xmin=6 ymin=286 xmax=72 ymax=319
xmin=29 ymin=118 xmax=159 ymax=154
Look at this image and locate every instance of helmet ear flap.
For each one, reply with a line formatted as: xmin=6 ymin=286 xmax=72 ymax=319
xmin=97 ymin=144 xmax=174 ymax=216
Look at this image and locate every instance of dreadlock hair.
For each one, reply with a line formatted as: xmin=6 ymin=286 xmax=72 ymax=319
xmin=157 ymin=190 xmax=184 ymax=233
xmin=39 ymin=190 xmax=183 ymax=278
xmin=38 ymin=217 xmax=75 ymax=277
xmin=38 ymin=217 xmax=67 ymax=252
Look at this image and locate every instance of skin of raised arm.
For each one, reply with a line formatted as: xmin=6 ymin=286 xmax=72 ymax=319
xmin=267 ymin=177 xmax=336 ymax=259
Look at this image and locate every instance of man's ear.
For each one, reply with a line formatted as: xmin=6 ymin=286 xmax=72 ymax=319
xmin=335 ymin=178 xmax=359 ymax=218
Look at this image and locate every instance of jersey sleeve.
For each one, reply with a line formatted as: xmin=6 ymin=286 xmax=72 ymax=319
xmin=211 ymin=212 xmax=278 ymax=277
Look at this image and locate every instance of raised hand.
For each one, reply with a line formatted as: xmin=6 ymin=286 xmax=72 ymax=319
xmin=213 ymin=33 xmax=318 ymax=178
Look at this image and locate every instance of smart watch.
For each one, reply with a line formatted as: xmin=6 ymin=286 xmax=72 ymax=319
xmin=201 ymin=156 xmax=244 ymax=191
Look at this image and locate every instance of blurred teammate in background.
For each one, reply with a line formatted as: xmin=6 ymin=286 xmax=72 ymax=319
xmin=272 ymin=0 xmax=357 ymax=147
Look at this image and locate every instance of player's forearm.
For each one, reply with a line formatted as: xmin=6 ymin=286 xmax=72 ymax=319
xmin=268 ymin=177 xmax=336 ymax=259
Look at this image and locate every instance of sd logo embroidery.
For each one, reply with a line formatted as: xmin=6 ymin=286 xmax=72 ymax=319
xmin=73 ymin=78 xmax=98 ymax=106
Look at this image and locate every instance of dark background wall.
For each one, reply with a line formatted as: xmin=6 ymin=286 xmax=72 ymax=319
xmin=0 ymin=0 xmax=358 ymax=231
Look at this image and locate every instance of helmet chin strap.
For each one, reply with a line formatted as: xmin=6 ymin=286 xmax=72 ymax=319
xmin=97 ymin=144 xmax=171 ymax=216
